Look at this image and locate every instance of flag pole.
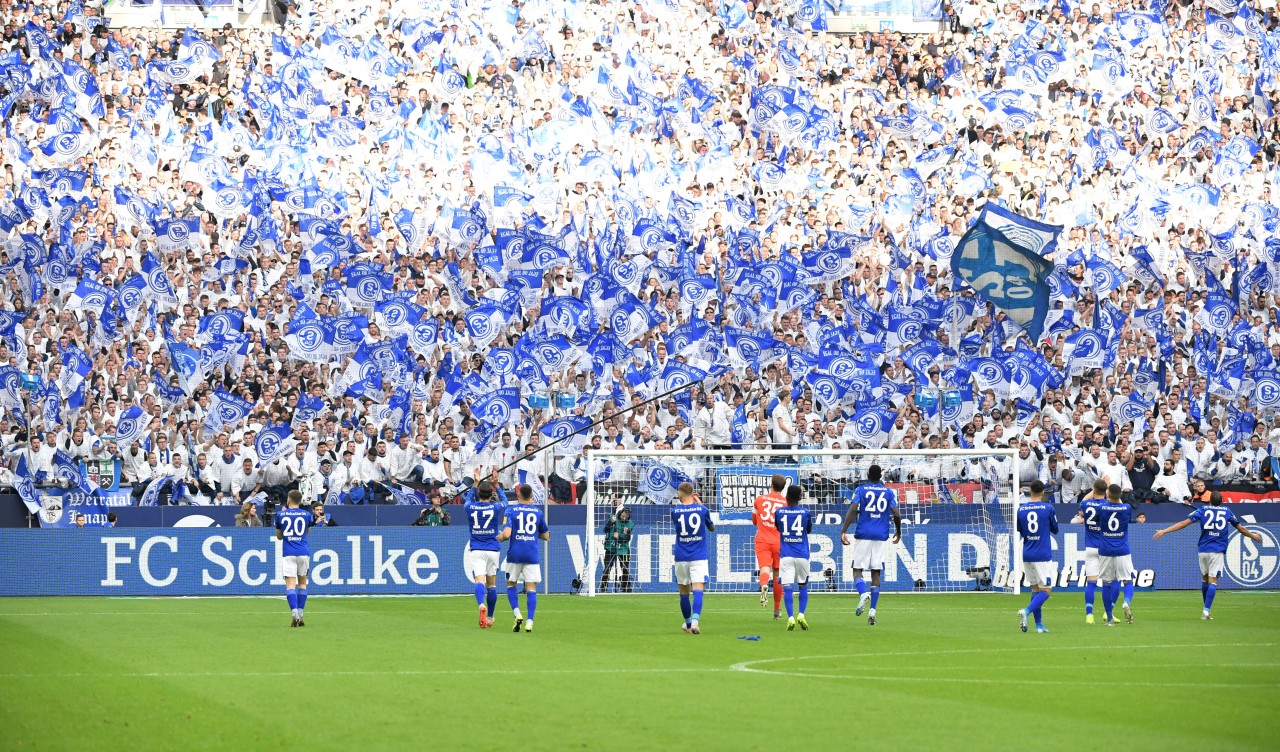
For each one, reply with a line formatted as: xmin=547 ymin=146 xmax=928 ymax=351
xmin=496 ymin=378 xmax=701 ymax=476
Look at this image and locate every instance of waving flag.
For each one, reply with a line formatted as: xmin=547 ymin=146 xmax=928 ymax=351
xmin=114 ymin=405 xmax=149 ymax=448
xmin=155 ymin=216 xmax=202 ymax=253
xmin=850 ymin=406 xmax=896 ymax=449
xmin=473 ymin=387 xmax=522 ymax=427
xmin=255 ymin=424 xmax=293 ymax=466
xmin=951 ymin=204 xmax=1060 ymax=342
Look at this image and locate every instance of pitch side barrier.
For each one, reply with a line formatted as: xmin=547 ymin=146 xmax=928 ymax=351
xmin=1 ymin=523 xmax=1277 ymax=596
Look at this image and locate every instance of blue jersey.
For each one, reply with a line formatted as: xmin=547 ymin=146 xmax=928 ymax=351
xmin=275 ymin=507 xmax=315 ymax=557
xmin=851 ymin=482 xmax=898 ymax=541
xmin=1079 ymin=497 xmax=1104 ymax=549
xmin=1189 ymin=505 xmax=1241 ymax=554
xmin=465 ymin=500 xmax=504 ymax=552
xmin=1097 ymin=502 xmax=1132 ymax=556
xmin=1017 ymin=500 xmax=1059 ymax=563
xmin=672 ymin=503 xmax=712 ymax=562
xmin=774 ymin=506 xmax=812 ymax=560
xmin=503 ymin=503 xmax=548 ymax=564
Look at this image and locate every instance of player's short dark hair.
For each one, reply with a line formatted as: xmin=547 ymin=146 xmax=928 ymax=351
xmin=1029 ymin=480 xmax=1045 ymax=495
xmin=867 ymin=464 xmax=882 ymax=481
xmin=677 ymin=482 xmax=695 ymax=497
xmin=1209 ymin=491 xmax=1223 ymax=506
xmin=477 ymin=480 xmax=494 ymax=500
xmin=287 ymin=490 xmax=302 ymax=506
xmin=518 ymin=484 xmax=533 ymax=501
xmin=786 ymin=485 xmax=802 ymax=505
xmin=771 ymin=474 xmax=786 ymax=491
xmin=1107 ymin=484 xmax=1122 ymax=501
xmin=1092 ymin=479 xmax=1108 ymax=494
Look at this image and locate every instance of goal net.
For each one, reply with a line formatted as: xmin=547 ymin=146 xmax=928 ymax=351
xmin=584 ymin=449 xmax=1021 ymax=596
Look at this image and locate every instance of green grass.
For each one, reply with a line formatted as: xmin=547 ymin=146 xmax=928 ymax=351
xmin=1 ymin=591 xmax=1278 ymax=751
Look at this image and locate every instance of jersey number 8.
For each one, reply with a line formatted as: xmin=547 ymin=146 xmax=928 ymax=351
xmin=1025 ymin=512 xmax=1038 ymax=534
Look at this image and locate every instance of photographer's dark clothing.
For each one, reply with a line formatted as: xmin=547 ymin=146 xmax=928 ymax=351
xmin=412 ymin=508 xmax=450 ymax=526
xmin=1128 ymin=458 xmax=1156 ymax=492
xmin=600 ymin=514 xmax=634 ymax=592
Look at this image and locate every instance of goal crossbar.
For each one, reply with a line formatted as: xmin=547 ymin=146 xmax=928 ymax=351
xmin=584 ymin=448 xmax=1023 ymax=597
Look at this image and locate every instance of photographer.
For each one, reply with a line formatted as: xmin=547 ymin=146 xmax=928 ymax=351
xmin=599 ymin=506 xmax=634 ymax=593
xmin=311 ymin=502 xmax=336 ymax=527
xmin=412 ymin=497 xmax=450 ymax=526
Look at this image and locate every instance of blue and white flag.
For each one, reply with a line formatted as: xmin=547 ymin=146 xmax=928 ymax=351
xmin=1064 ymin=329 xmax=1107 ymax=374
xmin=155 ymin=216 xmax=201 ymax=253
xmin=850 ymin=406 xmax=896 ymax=449
xmin=473 ymin=387 xmax=521 ymax=427
xmin=540 ymin=416 xmax=593 ymax=454
xmin=950 ymin=204 xmax=1060 ymax=342
xmin=209 ymin=388 xmax=255 ymax=431
xmin=67 ymin=278 xmax=115 ymax=316
xmin=255 ymin=424 xmax=293 ymax=466
xmin=114 ymin=405 xmax=148 ymax=449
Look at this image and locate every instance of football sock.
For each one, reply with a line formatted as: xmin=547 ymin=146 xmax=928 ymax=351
xmin=1028 ymin=591 xmax=1049 ymax=626
xmin=1201 ymin=582 xmax=1209 ymax=604
xmin=1102 ymin=583 xmax=1115 ymax=618
xmin=473 ymin=582 xmax=486 ymax=607
xmin=691 ymin=590 xmax=703 ymax=621
xmin=297 ymin=588 xmax=307 ymax=612
xmin=286 ymin=588 xmax=297 ymax=612
xmin=507 ymin=586 xmax=520 ymax=612
xmin=1084 ymin=580 xmax=1097 ymax=614
xmin=526 ymin=591 xmax=537 ymax=621
xmin=773 ymin=579 xmax=783 ymax=610
xmin=855 ymin=577 xmax=867 ymax=597
xmin=759 ymin=571 xmax=770 ymax=589
xmin=1122 ymin=582 xmax=1134 ymax=606
xmin=1108 ymin=582 xmax=1122 ymax=610
xmin=783 ymin=585 xmax=795 ymax=618
xmin=485 ymin=587 xmax=497 ymax=616
xmin=680 ymin=593 xmax=692 ymax=623
xmin=1204 ymin=584 xmax=1216 ymax=611
xmin=870 ymin=586 xmax=880 ymax=609
xmin=798 ymin=584 xmax=809 ymax=615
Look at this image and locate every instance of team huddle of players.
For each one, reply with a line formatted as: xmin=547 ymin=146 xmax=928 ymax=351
xmin=267 ymin=465 xmax=1265 ymax=632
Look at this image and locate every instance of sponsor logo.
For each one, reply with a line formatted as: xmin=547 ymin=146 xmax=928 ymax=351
xmin=1224 ymin=526 xmax=1279 ymax=587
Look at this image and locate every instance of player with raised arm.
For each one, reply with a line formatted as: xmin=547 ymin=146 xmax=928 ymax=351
xmin=1153 ymin=490 xmax=1265 ymax=620
xmin=774 ymin=485 xmax=812 ymax=631
xmin=275 ymin=490 xmax=314 ymax=627
xmin=1097 ymin=484 xmax=1135 ymax=626
xmin=672 ymin=482 xmax=714 ymax=635
xmin=498 ymin=484 xmax=550 ymax=633
xmin=1016 ymin=480 xmax=1059 ymax=633
xmin=839 ymin=464 xmax=901 ymax=626
xmin=1071 ymin=478 xmax=1109 ymax=624
xmin=464 ymin=477 xmax=505 ymax=629
xmin=752 ymin=474 xmax=787 ymax=619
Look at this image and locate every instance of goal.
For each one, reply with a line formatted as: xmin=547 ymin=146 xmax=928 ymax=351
xmin=583 ymin=449 xmax=1022 ymax=596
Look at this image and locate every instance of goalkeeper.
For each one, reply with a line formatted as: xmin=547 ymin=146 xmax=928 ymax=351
xmin=599 ymin=507 xmax=634 ymax=593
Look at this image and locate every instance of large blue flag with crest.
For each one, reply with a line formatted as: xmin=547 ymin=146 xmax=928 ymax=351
xmin=950 ymin=204 xmax=1061 ymax=342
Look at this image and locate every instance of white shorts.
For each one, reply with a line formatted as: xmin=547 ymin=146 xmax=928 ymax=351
xmin=1023 ymin=560 xmax=1056 ymax=588
xmin=851 ymin=538 xmax=888 ymax=571
xmin=1099 ymin=554 xmax=1135 ymax=583
xmin=674 ymin=560 xmax=709 ymax=586
xmin=1084 ymin=548 xmax=1101 ymax=578
xmin=505 ymin=562 xmax=542 ymax=584
xmin=466 ymin=550 xmax=500 ymax=579
xmin=282 ymin=555 xmax=310 ymax=578
xmin=1199 ymin=552 xmax=1225 ymax=578
xmin=779 ymin=556 xmax=810 ymax=585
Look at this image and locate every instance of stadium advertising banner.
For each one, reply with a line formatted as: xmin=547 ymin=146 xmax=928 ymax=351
xmin=1 ymin=523 xmax=1278 ymax=596
xmin=715 ymin=467 xmax=798 ymax=521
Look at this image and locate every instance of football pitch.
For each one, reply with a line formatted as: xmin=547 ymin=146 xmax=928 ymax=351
xmin=2 ymin=592 xmax=1277 ymax=751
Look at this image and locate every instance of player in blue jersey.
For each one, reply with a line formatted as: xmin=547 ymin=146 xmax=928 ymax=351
xmin=1153 ymin=491 xmax=1264 ymax=619
xmin=275 ymin=490 xmax=314 ymax=627
xmin=1016 ymin=481 xmax=1059 ymax=633
xmin=672 ymin=482 xmax=714 ymax=634
xmin=1097 ymin=484 xmax=1136 ymax=626
xmin=839 ymin=464 xmax=900 ymax=626
xmin=1070 ymin=479 xmax=1109 ymax=624
xmin=774 ymin=485 xmax=812 ymax=631
xmin=464 ymin=477 xmax=505 ymax=629
xmin=498 ymin=484 xmax=550 ymax=633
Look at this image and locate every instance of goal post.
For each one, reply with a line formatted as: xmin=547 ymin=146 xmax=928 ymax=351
xmin=585 ymin=448 xmax=1021 ymax=597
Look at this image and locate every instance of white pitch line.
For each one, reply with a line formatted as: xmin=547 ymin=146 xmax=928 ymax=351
xmin=730 ymin=643 xmax=1280 ymax=688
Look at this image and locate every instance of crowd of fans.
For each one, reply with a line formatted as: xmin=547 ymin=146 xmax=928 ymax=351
xmin=0 ymin=0 xmax=1278 ymax=509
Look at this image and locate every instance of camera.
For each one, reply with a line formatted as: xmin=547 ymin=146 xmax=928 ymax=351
xmin=262 ymin=499 xmax=276 ymax=527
